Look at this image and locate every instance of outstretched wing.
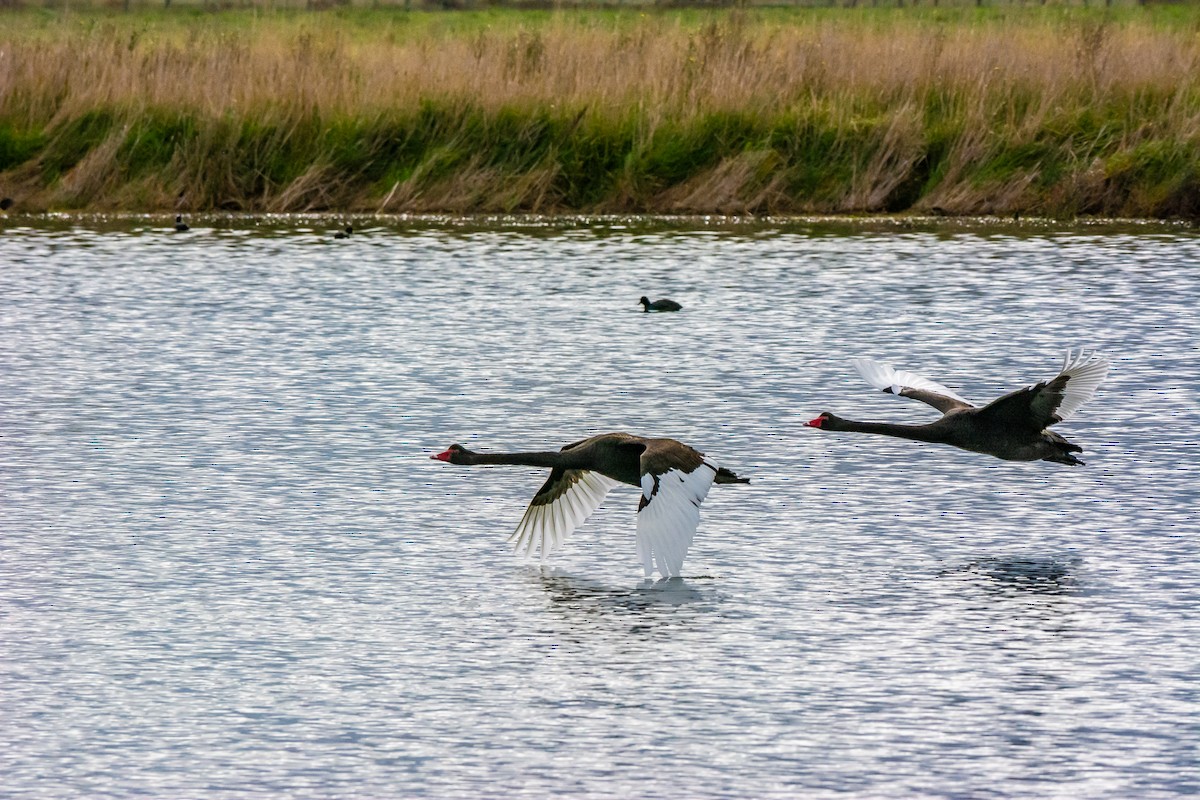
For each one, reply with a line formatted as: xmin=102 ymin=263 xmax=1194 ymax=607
xmin=509 ymin=469 xmax=620 ymax=561
xmin=1050 ymin=350 xmax=1110 ymax=422
xmin=853 ymin=357 xmax=973 ymax=413
xmin=975 ymin=350 xmax=1110 ymax=430
xmin=634 ymin=442 xmax=717 ymax=578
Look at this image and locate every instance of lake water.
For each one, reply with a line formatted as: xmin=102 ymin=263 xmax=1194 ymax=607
xmin=1 ymin=216 xmax=1198 ymax=798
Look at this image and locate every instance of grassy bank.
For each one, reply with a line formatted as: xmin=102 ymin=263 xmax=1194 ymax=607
xmin=2 ymin=6 xmax=1199 ymax=217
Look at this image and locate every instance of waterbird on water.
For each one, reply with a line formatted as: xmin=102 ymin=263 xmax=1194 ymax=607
xmin=805 ymin=351 xmax=1110 ymax=465
xmin=174 ymin=215 xmax=189 ymax=232
xmin=639 ymin=296 xmax=682 ymax=312
xmin=431 ymin=433 xmax=749 ymax=578
xmin=334 ymin=225 xmax=353 ymax=239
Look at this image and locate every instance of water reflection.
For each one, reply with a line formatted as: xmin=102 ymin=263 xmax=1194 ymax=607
xmin=946 ymin=556 xmax=1082 ymax=596
xmin=530 ymin=569 xmax=719 ymax=633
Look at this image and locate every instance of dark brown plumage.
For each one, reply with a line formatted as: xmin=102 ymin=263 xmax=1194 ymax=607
xmin=431 ymin=433 xmax=747 ymax=576
xmin=806 ymin=352 xmax=1110 ymax=465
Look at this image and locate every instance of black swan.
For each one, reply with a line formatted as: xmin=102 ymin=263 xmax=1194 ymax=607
xmin=431 ymin=433 xmax=748 ymax=576
xmin=806 ymin=351 xmax=1109 ymax=465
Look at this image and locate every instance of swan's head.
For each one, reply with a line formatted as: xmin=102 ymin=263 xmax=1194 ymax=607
xmin=804 ymin=412 xmax=837 ymax=430
xmin=431 ymin=443 xmax=472 ymax=463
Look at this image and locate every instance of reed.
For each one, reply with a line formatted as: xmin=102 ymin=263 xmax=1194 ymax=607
xmin=1 ymin=6 xmax=1198 ymax=216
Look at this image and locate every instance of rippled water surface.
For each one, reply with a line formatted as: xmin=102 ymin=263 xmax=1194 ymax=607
xmin=2 ymin=218 xmax=1198 ymax=798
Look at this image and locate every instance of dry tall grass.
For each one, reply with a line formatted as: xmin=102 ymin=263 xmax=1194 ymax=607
xmin=2 ymin=7 xmax=1199 ymax=215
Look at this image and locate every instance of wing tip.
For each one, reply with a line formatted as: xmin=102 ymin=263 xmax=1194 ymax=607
xmin=851 ymin=356 xmax=891 ymax=390
xmin=1062 ymin=348 xmax=1111 ymax=374
xmin=508 ymin=470 xmax=619 ymax=562
xmin=852 ymin=355 xmax=969 ymax=405
xmin=1053 ymin=348 xmax=1111 ymax=421
xmin=635 ymin=466 xmax=712 ymax=578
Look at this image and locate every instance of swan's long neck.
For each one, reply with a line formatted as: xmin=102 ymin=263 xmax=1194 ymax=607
xmin=464 ymin=450 xmax=564 ymax=468
xmin=835 ymin=419 xmax=947 ymax=444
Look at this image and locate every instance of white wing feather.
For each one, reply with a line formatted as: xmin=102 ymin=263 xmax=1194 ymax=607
xmin=635 ymin=464 xmax=717 ymax=578
xmin=853 ymin=357 xmax=971 ymax=404
xmin=1054 ymin=350 xmax=1110 ymax=421
xmin=509 ymin=471 xmax=620 ymax=562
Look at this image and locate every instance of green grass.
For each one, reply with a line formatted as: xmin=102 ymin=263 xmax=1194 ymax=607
xmin=2 ymin=5 xmax=1199 ymax=217
xmin=0 ymin=124 xmax=47 ymax=171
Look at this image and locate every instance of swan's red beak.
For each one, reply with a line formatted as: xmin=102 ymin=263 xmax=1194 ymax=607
xmin=804 ymin=416 xmax=825 ymax=429
xmin=431 ymin=449 xmax=453 ymax=461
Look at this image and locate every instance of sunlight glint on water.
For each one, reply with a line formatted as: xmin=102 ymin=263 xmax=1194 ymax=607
xmin=1 ymin=220 xmax=1197 ymax=798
